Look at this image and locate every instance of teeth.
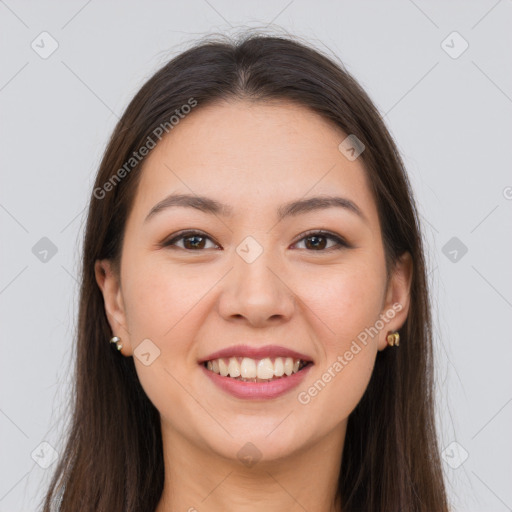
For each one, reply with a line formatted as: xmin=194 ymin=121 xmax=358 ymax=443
xmin=204 ymin=356 xmax=308 ymax=380
xmin=218 ymin=358 xmax=229 ymax=377
xmin=241 ymin=358 xmax=257 ymax=378
xmin=274 ymin=357 xmax=284 ymax=377
xmin=284 ymin=357 xmax=294 ymax=376
xmin=227 ymin=357 xmax=240 ymax=377
xmin=257 ymin=358 xmax=274 ymax=379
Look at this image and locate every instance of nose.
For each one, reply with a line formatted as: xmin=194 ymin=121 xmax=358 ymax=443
xmin=217 ymin=246 xmax=296 ymax=328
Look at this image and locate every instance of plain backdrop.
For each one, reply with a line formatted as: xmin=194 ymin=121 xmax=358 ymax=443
xmin=1 ymin=1 xmax=511 ymax=510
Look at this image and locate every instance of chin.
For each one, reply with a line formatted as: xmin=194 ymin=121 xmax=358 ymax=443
xmin=198 ymin=418 xmax=311 ymax=465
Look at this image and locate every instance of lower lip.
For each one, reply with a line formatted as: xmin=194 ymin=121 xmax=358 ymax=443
xmin=200 ymin=363 xmax=313 ymax=400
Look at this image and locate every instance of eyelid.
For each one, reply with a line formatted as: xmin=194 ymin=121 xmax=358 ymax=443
xmin=162 ymin=230 xmax=220 ymax=249
xmin=290 ymin=229 xmax=350 ymax=250
xmin=161 ymin=229 xmax=350 ymax=251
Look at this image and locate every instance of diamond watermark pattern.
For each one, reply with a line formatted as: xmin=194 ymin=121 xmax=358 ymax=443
xmin=442 ymin=236 xmax=468 ymax=263
xmin=338 ymin=134 xmax=365 ymax=161
xmin=32 ymin=237 xmax=58 ymax=263
xmin=31 ymin=441 xmax=59 ymax=469
xmin=31 ymin=31 xmax=59 ymax=59
xmin=441 ymin=441 xmax=469 ymax=469
xmin=237 ymin=442 xmax=262 ymax=468
xmin=441 ymin=31 xmax=469 ymax=60
xmin=134 ymin=338 xmax=161 ymax=366
xmin=236 ymin=236 xmax=263 ymax=264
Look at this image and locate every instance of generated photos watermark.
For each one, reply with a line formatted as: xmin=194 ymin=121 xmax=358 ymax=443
xmin=297 ymin=302 xmax=403 ymax=405
xmin=94 ymin=97 xmax=198 ymax=200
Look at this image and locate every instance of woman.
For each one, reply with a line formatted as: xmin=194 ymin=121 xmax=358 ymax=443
xmin=42 ymin=32 xmax=450 ymax=511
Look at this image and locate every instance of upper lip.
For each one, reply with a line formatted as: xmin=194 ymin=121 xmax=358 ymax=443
xmin=198 ymin=344 xmax=313 ymax=364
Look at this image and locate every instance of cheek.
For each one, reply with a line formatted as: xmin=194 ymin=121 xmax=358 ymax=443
xmin=294 ymin=265 xmax=384 ymax=428
xmin=294 ymin=257 xmax=386 ymax=349
xmin=120 ymin=257 xmax=212 ymax=421
xmin=292 ymin=256 xmax=386 ymax=425
xmin=296 ymin=342 xmax=376 ymax=437
xmin=122 ymin=255 xmax=217 ymax=339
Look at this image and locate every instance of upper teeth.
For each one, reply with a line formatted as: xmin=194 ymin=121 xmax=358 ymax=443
xmin=206 ymin=357 xmax=304 ymax=379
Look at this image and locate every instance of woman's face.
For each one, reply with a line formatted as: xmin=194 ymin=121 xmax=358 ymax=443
xmin=96 ymin=99 xmax=411 ymax=463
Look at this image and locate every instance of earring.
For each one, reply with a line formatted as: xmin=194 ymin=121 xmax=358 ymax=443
xmin=386 ymin=332 xmax=400 ymax=347
xmin=109 ymin=336 xmax=123 ymax=351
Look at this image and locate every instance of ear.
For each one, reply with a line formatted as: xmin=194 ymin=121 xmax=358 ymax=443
xmin=94 ymin=259 xmax=133 ymax=356
xmin=377 ymin=251 xmax=413 ymax=351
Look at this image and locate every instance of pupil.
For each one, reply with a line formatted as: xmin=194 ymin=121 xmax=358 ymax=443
xmin=185 ymin=236 xmax=204 ymax=249
xmin=184 ymin=235 xmax=327 ymax=250
xmin=306 ymin=235 xmax=326 ymax=250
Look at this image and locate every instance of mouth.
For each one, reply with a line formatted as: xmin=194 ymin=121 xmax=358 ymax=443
xmin=202 ymin=356 xmax=313 ymax=382
xmin=198 ymin=345 xmax=314 ymax=399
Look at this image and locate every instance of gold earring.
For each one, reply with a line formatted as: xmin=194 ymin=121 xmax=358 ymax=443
xmin=386 ymin=332 xmax=400 ymax=347
xmin=109 ymin=336 xmax=123 ymax=351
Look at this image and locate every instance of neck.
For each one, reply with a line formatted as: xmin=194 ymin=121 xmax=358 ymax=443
xmin=155 ymin=420 xmax=346 ymax=512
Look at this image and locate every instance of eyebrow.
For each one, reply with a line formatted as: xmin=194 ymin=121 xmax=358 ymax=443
xmin=144 ymin=193 xmax=368 ymax=224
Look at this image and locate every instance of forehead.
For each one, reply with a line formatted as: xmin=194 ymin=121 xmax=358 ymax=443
xmin=129 ymin=99 xmax=379 ymax=229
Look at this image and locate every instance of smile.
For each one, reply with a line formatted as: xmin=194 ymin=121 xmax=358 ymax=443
xmin=199 ymin=345 xmax=314 ymax=399
xmin=204 ymin=356 xmax=311 ymax=382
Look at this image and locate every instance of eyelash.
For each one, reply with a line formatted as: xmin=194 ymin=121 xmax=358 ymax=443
xmin=161 ymin=229 xmax=350 ymax=252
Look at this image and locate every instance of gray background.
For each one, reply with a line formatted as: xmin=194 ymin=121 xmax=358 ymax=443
xmin=1 ymin=1 xmax=511 ymax=510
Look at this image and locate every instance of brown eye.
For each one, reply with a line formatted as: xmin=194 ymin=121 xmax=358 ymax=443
xmin=162 ymin=230 xmax=349 ymax=252
xmin=182 ymin=234 xmax=207 ymax=250
xmin=292 ymin=231 xmax=348 ymax=251
xmin=163 ymin=231 xmax=219 ymax=251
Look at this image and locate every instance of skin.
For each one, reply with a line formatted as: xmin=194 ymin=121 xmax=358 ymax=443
xmin=95 ymin=99 xmax=412 ymax=512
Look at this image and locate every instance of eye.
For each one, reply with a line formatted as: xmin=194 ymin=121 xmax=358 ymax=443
xmin=291 ymin=230 xmax=349 ymax=251
xmin=161 ymin=230 xmax=219 ymax=251
xmin=161 ymin=229 xmax=349 ymax=252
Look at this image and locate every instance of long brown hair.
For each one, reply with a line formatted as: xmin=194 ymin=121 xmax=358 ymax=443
xmin=42 ymin=31 xmax=450 ymax=511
